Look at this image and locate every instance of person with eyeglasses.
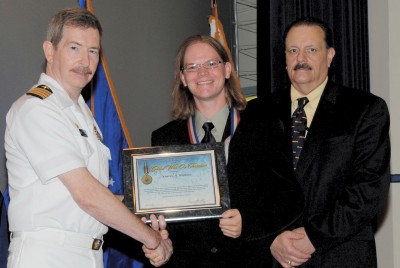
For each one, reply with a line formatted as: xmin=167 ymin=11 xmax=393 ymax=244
xmin=149 ymin=34 xmax=304 ymax=267
xmin=4 ymin=7 xmax=172 ymax=267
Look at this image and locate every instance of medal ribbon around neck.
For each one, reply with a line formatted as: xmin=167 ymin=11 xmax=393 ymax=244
xmin=187 ymin=107 xmax=240 ymax=144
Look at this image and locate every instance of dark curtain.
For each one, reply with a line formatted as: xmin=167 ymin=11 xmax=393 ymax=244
xmin=257 ymin=0 xmax=370 ymax=98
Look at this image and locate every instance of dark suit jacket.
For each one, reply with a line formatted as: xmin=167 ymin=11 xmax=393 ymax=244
xmin=272 ymin=80 xmax=391 ymax=267
xmin=151 ymin=102 xmax=304 ymax=268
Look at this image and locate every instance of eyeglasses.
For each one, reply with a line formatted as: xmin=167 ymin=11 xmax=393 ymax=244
xmin=181 ymin=59 xmax=224 ymax=72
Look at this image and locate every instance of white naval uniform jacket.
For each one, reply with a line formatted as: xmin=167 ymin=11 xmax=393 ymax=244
xmin=5 ymin=73 xmax=111 ymax=237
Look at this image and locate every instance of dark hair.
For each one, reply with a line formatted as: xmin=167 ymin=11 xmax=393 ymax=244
xmin=171 ymin=35 xmax=246 ymax=120
xmin=283 ymin=16 xmax=333 ymax=48
xmin=46 ymin=7 xmax=102 ymax=48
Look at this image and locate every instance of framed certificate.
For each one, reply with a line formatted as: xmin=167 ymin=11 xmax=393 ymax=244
xmin=123 ymin=143 xmax=230 ymax=223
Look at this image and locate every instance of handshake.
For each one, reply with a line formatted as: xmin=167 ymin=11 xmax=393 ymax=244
xmin=142 ymin=215 xmax=173 ymax=267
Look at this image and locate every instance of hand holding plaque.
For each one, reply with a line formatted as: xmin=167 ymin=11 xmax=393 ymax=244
xmin=123 ymin=143 xmax=230 ymax=223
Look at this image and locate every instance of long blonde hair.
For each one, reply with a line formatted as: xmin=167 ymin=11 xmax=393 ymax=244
xmin=172 ymin=35 xmax=246 ymax=120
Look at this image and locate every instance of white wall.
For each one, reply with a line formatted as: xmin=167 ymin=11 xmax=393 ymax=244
xmin=368 ymin=0 xmax=400 ymax=267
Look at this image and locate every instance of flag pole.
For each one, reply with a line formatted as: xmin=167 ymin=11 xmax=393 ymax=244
xmin=85 ymin=0 xmax=133 ymax=147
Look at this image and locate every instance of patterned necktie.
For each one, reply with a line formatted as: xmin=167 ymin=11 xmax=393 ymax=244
xmin=292 ymin=97 xmax=309 ymax=169
xmin=201 ymin=122 xmax=216 ymax=143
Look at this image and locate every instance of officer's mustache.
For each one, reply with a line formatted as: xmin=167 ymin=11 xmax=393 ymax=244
xmin=71 ymin=66 xmax=93 ymax=75
xmin=294 ymin=63 xmax=312 ymax=71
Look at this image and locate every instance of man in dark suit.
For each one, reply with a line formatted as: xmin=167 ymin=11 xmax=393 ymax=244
xmin=151 ymin=34 xmax=304 ymax=267
xmin=269 ymin=17 xmax=391 ymax=268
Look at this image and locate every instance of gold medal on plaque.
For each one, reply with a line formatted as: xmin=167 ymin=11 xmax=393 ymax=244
xmin=141 ymin=161 xmax=152 ymax=185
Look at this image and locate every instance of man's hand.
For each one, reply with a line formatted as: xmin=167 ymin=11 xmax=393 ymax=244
xmin=219 ymin=209 xmax=242 ymax=238
xmin=292 ymin=227 xmax=315 ymax=256
xmin=270 ymin=229 xmax=311 ymax=267
xmin=142 ymin=215 xmax=173 ymax=267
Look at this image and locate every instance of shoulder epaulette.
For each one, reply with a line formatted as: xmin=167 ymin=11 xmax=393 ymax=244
xmin=26 ymin=85 xmax=53 ymax=100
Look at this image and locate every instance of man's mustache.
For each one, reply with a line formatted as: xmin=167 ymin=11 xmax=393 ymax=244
xmin=71 ymin=66 xmax=93 ymax=75
xmin=294 ymin=63 xmax=312 ymax=71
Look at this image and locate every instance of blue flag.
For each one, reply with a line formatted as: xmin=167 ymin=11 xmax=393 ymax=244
xmin=0 ymin=188 xmax=9 ymax=267
xmin=88 ymin=60 xmax=131 ymax=195
xmin=77 ymin=1 xmax=144 ymax=267
xmin=78 ymin=0 xmax=132 ymax=195
xmin=78 ymin=0 xmax=87 ymax=9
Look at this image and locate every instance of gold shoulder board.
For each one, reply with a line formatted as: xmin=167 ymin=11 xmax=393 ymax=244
xmin=26 ymin=85 xmax=53 ymax=100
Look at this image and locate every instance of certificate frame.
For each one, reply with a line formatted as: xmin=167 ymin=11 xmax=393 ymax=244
xmin=123 ymin=143 xmax=230 ymax=223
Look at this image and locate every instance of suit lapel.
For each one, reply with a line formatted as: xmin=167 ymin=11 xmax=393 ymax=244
xmin=221 ymin=111 xmax=232 ymax=142
xmin=274 ymin=91 xmax=293 ymax=158
xmin=295 ymin=82 xmax=341 ymax=182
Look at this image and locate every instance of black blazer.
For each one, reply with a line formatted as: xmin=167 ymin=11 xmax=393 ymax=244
xmin=272 ymin=80 xmax=391 ymax=267
xmin=151 ymin=102 xmax=304 ymax=268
